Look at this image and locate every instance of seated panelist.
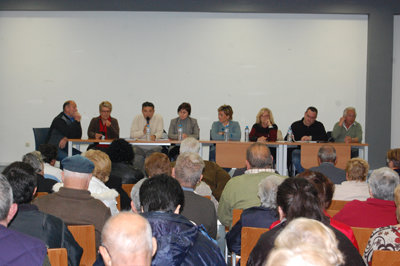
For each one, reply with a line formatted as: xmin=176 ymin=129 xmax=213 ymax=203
xmin=168 ymin=102 xmax=199 ymax=140
xmin=87 ymin=101 xmax=119 ymax=140
xmin=210 ymin=104 xmax=241 ymax=141
xmin=332 ymin=107 xmax=362 ymax=143
xmin=249 ymin=107 xmax=278 ymax=142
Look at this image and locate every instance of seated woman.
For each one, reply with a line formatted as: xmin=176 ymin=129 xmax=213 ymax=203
xmin=249 ymin=108 xmax=279 ymax=142
xmin=363 ymin=184 xmax=400 ymax=265
xmin=247 ymin=177 xmax=364 ymax=266
xmin=168 ymin=102 xmax=199 ymax=140
xmin=387 ymin=148 xmax=400 ymax=175
xmin=333 ymin=158 xmax=370 ymax=201
xmin=87 ymin=101 xmax=119 ymax=151
xmin=225 ymin=175 xmax=283 ymax=255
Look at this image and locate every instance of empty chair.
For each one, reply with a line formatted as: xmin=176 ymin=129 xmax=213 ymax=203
xmin=33 ymin=128 xmax=50 ymax=151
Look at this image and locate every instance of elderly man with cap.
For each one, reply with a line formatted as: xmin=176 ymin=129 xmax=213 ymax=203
xmin=34 ymin=155 xmax=111 ymax=249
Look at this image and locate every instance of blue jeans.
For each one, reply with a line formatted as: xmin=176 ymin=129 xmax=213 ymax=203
xmin=292 ymin=149 xmax=305 ymax=174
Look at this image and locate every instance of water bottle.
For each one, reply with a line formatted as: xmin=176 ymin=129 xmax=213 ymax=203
xmin=178 ymin=124 xmax=183 ymax=141
xmin=224 ymin=126 xmax=230 ymax=141
xmin=287 ymin=127 xmax=293 ymax=142
xmin=244 ymin=126 xmax=250 ymax=142
xmin=146 ymin=124 xmax=151 ymax=141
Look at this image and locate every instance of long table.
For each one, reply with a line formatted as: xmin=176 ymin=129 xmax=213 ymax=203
xmin=68 ymin=139 xmax=368 ymax=176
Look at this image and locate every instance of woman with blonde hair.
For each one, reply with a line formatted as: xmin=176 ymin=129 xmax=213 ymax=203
xmin=249 ymin=108 xmax=279 ymax=142
xmin=333 ymin=158 xmax=370 ymax=201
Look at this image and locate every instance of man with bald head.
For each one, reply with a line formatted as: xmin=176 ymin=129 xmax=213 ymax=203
xmin=99 ymin=212 xmax=157 ymax=266
xmin=218 ymin=143 xmax=286 ymax=227
xmin=47 ymin=100 xmax=82 ymax=161
xmin=309 ymin=145 xmax=346 ymax=184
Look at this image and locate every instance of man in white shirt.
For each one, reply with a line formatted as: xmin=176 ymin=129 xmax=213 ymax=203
xmin=130 ymin=102 xmax=164 ymax=171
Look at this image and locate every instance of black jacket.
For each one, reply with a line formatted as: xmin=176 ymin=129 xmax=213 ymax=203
xmin=47 ymin=112 xmax=82 ymax=147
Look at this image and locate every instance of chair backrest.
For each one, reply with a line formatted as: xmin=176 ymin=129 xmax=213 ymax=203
xmin=328 ymin=200 xmax=350 ymax=211
xmin=121 ymin=183 xmax=134 ymax=196
xmin=352 ymin=227 xmax=375 ymax=256
xmin=232 ymin=209 xmax=243 ymax=228
xmin=35 ymin=192 xmax=49 ymax=199
xmin=371 ymin=250 xmax=400 ymax=266
xmin=116 ymin=194 xmax=121 ymax=211
xmin=241 ymin=227 xmax=269 ymax=266
xmin=67 ymin=225 xmax=96 ymax=266
xmin=33 ymin=128 xmax=50 ymax=150
xmin=326 ymin=209 xmax=340 ymax=217
xmin=47 ymin=248 xmax=68 ymax=266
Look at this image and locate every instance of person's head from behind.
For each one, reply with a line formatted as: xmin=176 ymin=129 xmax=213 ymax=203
xmin=84 ymin=150 xmax=111 ymax=183
xmin=179 ymin=137 xmax=200 ymax=154
xmin=266 ymin=218 xmax=344 ymax=266
xmin=368 ymin=167 xmax=400 ymax=201
xmin=346 ymin=158 xmax=369 ymax=182
xmin=258 ymin=175 xmax=284 ymax=209
xmin=177 ymin=102 xmax=191 ymax=120
xmin=297 ymin=171 xmax=334 ymax=210
xmin=144 ymin=152 xmax=171 ymax=178
xmin=99 ymin=212 xmax=157 ymax=266
xmin=61 ymin=155 xmax=94 ymax=190
xmin=303 ymin=106 xmax=318 ymax=127
xmin=107 ymin=139 xmax=134 ymax=164
xmin=22 ymin=151 xmax=44 ymax=175
xmin=277 ymin=177 xmax=327 ymax=224
xmin=38 ymin=144 xmax=58 ymax=166
xmin=2 ymin=162 xmax=37 ymax=205
xmin=142 ymin=102 xmax=155 ymax=120
xmin=266 ymin=246 xmax=338 ymax=266
xmin=256 ymin=107 xmax=275 ymax=126
xmin=0 ymin=175 xmax=17 ymax=226
xmin=218 ymin=104 xmax=233 ymax=123
xmin=140 ymin=174 xmax=184 ymax=214
xmin=318 ymin=145 xmax=336 ymax=164
xmin=174 ymin=152 xmax=205 ymax=189
xmin=387 ymin=148 xmax=400 ymax=170
xmin=63 ymin=100 xmax=77 ymax=117
xmin=246 ymin=143 xmax=273 ymax=170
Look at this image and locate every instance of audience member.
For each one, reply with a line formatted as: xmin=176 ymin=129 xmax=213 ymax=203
xmin=139 ymin=174 xmax=225 ymax=265
xmin=333 ymin=158 xmax=370 ymax=201
xmin=34 ymin=155 xmax=111 ymax=249
xmin=38 ymin=143 xmax=62 ymax=182
xmin=225 ymin=175 xmax=283 ymax=255
xmin=249 ymin=107 xmax=279 ymax=142
xmin=22 ymin=151 xmax=57 ymax=193
xmin=387 ymin=148 xmax=400 ymax=175
xmin=99 ymin=212 xmax=157 ymax=266
xmin=130 ymin=101 xmax=164 ymax=171
xmin=0 ymin=174 xmax=48 ymax=265
xmin=332 ymin=107 xmax=362 ymax=143
xmin=173 ymin=152 xmax=217 ymax=239
xmin=3 ymin=162 xmax=82 ymax=265
xmin=168 ymin=102 xmax=199 ymax=140
xmin=266 ymin=218 xmax=344 ymax=266
xmin=288 ymin=106 xmax=328 ymax=173
xmin=363 ymin=184 xmax=400 ymax=265
xmin=247 ymin=177 xmax=364 ymax=266
xmin=47 ymin=100 xmax=82 ymax=161
xmin=218 ymin=143 xmax=286 ymax=227
xmin=309 ymin=145 xmax=346 ymax=184
xmin=131 ymin=152 xmax=171 ymax=212
xmin=87 ymin=101 xmax=120 ymax=151
xmin=334 ymin=167 xmax=399 ymax=227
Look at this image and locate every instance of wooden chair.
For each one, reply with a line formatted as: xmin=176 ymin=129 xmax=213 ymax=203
xmin=352 ymin=227 xmax=375 ymax=255
xmin=47 ymin=248 xmax=68 ymax=266
xmin=226 ymin=209 xmax=244 ymax=232
xmin=326 ymin=209 xmax=340 ymax=217
xmin=371 ymin=250 xmax=400 ymax=266
xmin=67 ymin=225 xmax=96 ymax=266
xmin=328 ymin=200 xmax=349 ymax=211
xmin=241 ymin=227 xmax=269 ymax=266
xmin=116 ymin=194 xmax=121 ymax=211
xmin=35 ymin=192 xmax=49 ymax=198
xmin=121 ymin=183 xmax=134 ymax=196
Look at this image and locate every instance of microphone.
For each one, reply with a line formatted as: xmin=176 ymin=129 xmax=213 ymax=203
xmin=146 ymin=117 xmax=150 ymax=124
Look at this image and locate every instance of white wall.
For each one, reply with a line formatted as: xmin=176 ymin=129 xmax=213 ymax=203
xmin=0 ymin=12 xmax=368 ymax=164
xmin=392 ymin=16 xmax=400 ymax=148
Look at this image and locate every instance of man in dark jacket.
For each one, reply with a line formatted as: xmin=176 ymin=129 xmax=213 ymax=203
xmin=47 ymin=100 xmax=82 ymax=161
xmin=3 ymin=162 xmax=83 ymax=266
xmin=140 ymin=174 xmax=226 ymax=266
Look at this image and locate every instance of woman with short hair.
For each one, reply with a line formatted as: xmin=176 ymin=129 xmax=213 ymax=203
xmin=87 ymin=101 xmax=120 ymax=140
xmin=168 ymin=102 xmax=199 ymax=140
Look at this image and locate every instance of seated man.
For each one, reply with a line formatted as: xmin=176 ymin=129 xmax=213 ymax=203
xmin=47 ymin=100 xmax=82 ymax=161
xmin=22 ymin=151 xmax=57 ymax=193
xmin=3 ymin=162 xmax=82 ymax=265
xmin=334 ymin=167 xmax=400 ymax=227
xmin=99 ymin=212 xmax=157 ymax=266
xmin=130 ymin=101 xmax=164 ymax=171
xmin=173 ymin=152 xmax=217 ymax=239
xmin=309 ymin=145 xmax=346 ymax=184
xmin=34 ymin=155 xmax=111 ymax=249
xmin=0 ymin=174 xmax=48 ymax=265
xmin=38 ymin=143 xmax=62 ymax=182
xmin=332 ymin=107 xmax=362 ymax=143
xmin=139 ymin=174 xmax=225 ymax=265
xmin=218 ymin=143 xmax=286 ymax=227
xmin=289 ymin=106 xmax=328 ymax=174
